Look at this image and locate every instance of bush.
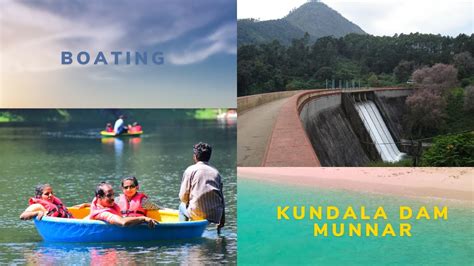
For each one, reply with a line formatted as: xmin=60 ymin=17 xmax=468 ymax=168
xmin=421 ymin=133 xmax=474 ymax=166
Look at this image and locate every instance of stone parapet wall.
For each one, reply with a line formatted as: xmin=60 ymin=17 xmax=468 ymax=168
xmin=237 ymin=91 xmax=302 ymax=114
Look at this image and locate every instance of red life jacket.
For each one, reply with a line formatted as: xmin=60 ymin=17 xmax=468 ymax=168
xmin=89 ymin=197 xmax=122 ymax=220
xmin=117 ymin=192 xmax=147 ymax=217
xmin=129 ymin=125 xmax=142 ymax=133
xmin=106 ymin=127 xmax=113 ymax=132
xmin=29 ymin=196 xmax=73 ymax=218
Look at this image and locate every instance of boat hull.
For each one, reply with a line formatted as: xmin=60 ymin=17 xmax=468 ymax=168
xmin=34 ymin=216 xmax=208 ymax=243
xmin=100 ymin=131 xmax=143 ymax=137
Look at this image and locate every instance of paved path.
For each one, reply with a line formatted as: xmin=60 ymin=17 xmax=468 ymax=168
xmin=237 ymin=97 xmax=290 ymax=166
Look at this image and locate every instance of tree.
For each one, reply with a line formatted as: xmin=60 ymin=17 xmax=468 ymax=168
xmin=412 ymin=63 xmax=458 ymax=94
xmin=393 ymin=60 xmax=415 ymax=83
xmin=464 ymin=85 xmax=474 ymax=112
xmin=405 ymin=89 xmax=447 ymax=137
xmin=367 ymin=73 xmax=379 ymax=87
xmin=313 ymin=66 xmax=333 ymax=81
xmin=453 ymin=52 xmax=474 ymax=80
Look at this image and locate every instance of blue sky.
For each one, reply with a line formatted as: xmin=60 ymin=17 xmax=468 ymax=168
xmin=1 ymin=0 xmax=236 ymax=107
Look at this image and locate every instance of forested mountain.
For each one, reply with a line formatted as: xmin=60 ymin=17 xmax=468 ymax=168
xmin=238 ymin=19 xmax=305 ymax=46
xmin=238 ymin=1 xmax=365 ymax=46
xmin=238 ymin=33 xmax=474 ymax=96
xmin=285 ymin=1 xmax=365 ymax=40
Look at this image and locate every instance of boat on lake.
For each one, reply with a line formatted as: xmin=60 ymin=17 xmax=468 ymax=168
xmin=33 ymin=207 xmax=208 ymax=242
xmin=100 ymin=130 xmax=143 ymax=137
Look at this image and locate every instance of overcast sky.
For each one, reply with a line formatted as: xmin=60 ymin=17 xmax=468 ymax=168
xmin=238 ymin=0 xmax=473 ymax=37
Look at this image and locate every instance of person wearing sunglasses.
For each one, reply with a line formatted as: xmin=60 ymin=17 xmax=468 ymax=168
xmin=89 ymin=182 xmax=158 ymax=227
xmin=20 ymin=184 xmax=73 ymax=220
xmin=116 ymin=176 xmax=159 ymax=217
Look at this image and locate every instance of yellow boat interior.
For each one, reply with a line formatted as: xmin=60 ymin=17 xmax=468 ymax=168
xmin=68 ymin=206 xmax=181 ymax=223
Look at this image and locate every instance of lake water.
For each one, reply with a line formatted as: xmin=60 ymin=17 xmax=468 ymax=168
xmin=238 ymin=177 xmax=473 ymax=265
xmin=0 ymin=119 xmax=236 ymax=264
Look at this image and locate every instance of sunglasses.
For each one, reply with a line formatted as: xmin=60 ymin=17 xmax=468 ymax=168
xmin=102 ymin=193 xmax=114 ymax=199
xmin=42 ymin=192 xmax=53 ymax=196
xmin=122 ymin=185 xmax=136 ymax=190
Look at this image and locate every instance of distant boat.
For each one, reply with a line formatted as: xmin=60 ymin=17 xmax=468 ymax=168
xmin=217 ymin=109 xmax=237 ymax=121
xmin=33 ymin=207 xmax=208 ymax=242
xmin=100 ymin=130 xmax=143 ymax=137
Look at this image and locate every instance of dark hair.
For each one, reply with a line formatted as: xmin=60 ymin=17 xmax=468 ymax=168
xmin=193 ymin=142 xmax=212 ymax=162
xmin=35 ymin=184 xmax=51 ymax=198
xmin=95 ymin=181 xmax=111 ymax=198
xmin=121 ymin=176 xmax=139 ymax=187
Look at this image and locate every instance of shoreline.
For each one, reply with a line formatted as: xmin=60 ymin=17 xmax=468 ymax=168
xmin=238 ymin=167 xmax=474 ymax=204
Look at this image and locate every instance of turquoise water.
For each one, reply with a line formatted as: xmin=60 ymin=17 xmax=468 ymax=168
xmin=238 ymin=178 xmax=473 ymax=265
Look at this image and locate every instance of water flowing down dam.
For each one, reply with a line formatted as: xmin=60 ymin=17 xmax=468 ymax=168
xmin=299 ymin=88 xmax=412 ymax=166
xmin=354 ymin=100 xmax=404 ymax=162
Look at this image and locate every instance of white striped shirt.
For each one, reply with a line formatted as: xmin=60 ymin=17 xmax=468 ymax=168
xmin=179 ymin=161 xmax=225 ymax=224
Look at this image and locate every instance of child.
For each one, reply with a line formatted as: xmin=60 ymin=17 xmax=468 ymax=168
xmin=105 ymin=123 xmax=113 ymax=132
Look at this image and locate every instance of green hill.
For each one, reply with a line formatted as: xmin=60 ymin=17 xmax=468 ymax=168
xmin=238 ymin=1 xmax=366 ymax=46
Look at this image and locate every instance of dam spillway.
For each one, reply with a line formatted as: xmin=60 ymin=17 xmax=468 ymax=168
xmin=299 ymin=88 xmax=412 ymax=166
xmin=354 ymin=100 xmax=404 ymax=162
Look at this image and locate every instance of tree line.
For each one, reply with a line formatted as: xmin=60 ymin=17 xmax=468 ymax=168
xmin=238 ymin=33 xmax=474 ymax=96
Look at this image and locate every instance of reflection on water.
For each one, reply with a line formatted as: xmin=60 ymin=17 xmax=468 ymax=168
xmin=0 ymin=120 xmax=236 ymax=264
xmin=13 ymin=236 xmax=233 ymax=265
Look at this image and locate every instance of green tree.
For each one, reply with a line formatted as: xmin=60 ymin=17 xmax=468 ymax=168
xmin=367 ymin=73 xmax=379 ymax=87
xmin=464 ymin=85 xmax=474 ymax=112
xmin=393 ymin=60 xmax=415 ymax=83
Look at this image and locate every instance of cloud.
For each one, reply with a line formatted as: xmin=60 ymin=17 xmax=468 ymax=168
xmin=237 ymin=0 xmax=473 ymax=37
xmin=168 ymin=23 xmax=237 ymax=65
xmin=0 ymin=0 xmax=122 ymax=73
xmin=326 ymin=0 xmax=474 ymax=36
xmin=1 ymin=0 xmax=236 ymax=73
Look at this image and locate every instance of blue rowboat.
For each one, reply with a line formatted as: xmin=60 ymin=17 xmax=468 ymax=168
xmin=33 ymin=208 xmax=208 ymax=243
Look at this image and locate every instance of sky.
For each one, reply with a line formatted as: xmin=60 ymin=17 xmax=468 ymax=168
xmin=0 ymin=0 xmax=236 ymax=107
xmin=238 ymin=0 xmax=474 ymax=37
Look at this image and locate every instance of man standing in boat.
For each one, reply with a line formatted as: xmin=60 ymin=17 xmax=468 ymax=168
xmin=113 ymin=115 xmax=128 ymax=135
xmin=179 ymin=142 xmax=225 ymax=234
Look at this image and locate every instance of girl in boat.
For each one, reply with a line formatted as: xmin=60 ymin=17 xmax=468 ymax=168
xmin=20 ymin=184 xmax=74 ymax=220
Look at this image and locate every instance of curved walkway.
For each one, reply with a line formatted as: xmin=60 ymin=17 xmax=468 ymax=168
xmin=237 ymin=97 xmax=291 ymax=166
xmin=262 ymin=91 xmax=321 ymax=167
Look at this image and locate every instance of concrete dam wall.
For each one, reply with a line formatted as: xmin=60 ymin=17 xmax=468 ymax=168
xmin=374 ymin=90 xmax=411 ymax=141
xmin=299 ymin=88 xmax=412 ymax=166
xmin=300 ymin=94 xmax=371 ymax=166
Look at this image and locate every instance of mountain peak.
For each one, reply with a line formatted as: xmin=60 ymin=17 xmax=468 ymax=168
xmin=238 ymin=1 xmax=366 ymax=46
xmin=284 ymin=1 xmax=365 ymax=40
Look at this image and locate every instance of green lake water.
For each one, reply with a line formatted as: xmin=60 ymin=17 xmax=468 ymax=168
xmin=0 ymin=119 xmax=236 ymax=264
xmin=238 ymin=178 xmax=473 ymax=265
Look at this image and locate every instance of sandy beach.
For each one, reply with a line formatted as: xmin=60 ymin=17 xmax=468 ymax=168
xmin=238 ymin=167 xmax=474 ymax=203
